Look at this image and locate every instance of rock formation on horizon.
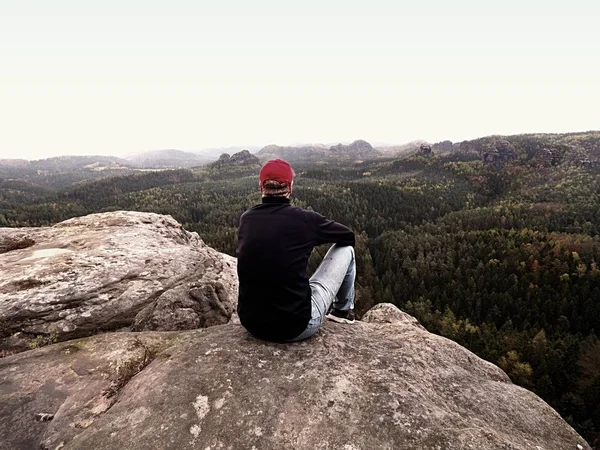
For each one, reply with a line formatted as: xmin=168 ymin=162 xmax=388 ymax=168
xmin=329 ymin=139 xmax=379 ymax=159
xmin=208 ymin=150 xmax=260 ymax=169
xmin=0 ymin=212 xmax=591 ymax=449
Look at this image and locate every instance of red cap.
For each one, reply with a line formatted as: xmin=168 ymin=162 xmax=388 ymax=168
xmin=259 ymin=159 xmax=294 ymax=185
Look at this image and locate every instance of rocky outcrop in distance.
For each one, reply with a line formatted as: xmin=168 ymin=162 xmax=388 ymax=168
xmin=432 ymin=140 xmax=457 ymax=153
xmin=419 ymin=143 xmax=432 ymax=155
xmin=0 ymin=211 xmax=237 ymax=354
xmin=455 ymin=131 xmax=600 ymax=167
xmin=257 ymin=140 xmax=382 ymax=163
xmin=208 ymin=150 xmax=261 ymax=169
xmin=0 ymin=303 xmax=589 ymax=450
xmin=328 ymin=139 xmax=380 ymax=159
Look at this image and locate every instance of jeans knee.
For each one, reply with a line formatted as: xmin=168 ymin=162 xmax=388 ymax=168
xmin=333 ymin=243 xmax=354 ymax=258
xmin=343 ymin=245 xmax=355 ymax=264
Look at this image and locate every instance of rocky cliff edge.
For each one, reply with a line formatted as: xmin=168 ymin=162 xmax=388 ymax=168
xmin=0 ymin=212 xmax=590 ymax=450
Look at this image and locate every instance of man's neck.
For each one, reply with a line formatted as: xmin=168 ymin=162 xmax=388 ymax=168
xmin=261 ymin=196 xmax=291 ymax=204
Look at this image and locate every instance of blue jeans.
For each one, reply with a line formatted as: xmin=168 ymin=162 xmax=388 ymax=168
xmin=290 ymin=244 xmax=356 ymax=341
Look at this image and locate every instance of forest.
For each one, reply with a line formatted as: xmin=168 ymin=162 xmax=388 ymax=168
xmin=1 ymin=132 xmax=600 ymax=445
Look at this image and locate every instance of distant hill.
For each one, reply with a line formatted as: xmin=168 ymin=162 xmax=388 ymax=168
xmin=0 ymin=159 xmax=29 ymax=168
xmin=257 ymin=144 xmax=328 ymax=162
xmin=123 ymin=147 xmax=263 ymax=168
xmin=374 ymin=132 xmax=600 ymax=165
xmin=257 ymin=140 xmax=381 ymax=163
xmin=0 ymin=155 xmax=133 ymax=178
xmin=197 ymin=146 xmax=262 ymax=159
xmin=0 ymin=155 xmax=136 ymax=189
xmin=376 ymin=140 xmax=428 ymax=157
xmin=123 ymin=149 xmax=211 ymax=168
xmin=376 ymin=140 xmax=460 ymax=157
xmin=9 ymin=155 xmax=132 ymax=171
xmin=455 ymin=131 xmax=600 ymax=166
xmin=329 ymin=140 xmax=380 ymax=159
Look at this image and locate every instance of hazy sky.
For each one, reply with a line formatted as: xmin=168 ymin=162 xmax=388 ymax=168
xmin=1 ymin=0 xmax=598 ymax=160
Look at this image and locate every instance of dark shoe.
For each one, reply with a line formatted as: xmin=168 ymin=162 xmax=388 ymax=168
xmin=326 ymin=309 xmax=356 ymax=324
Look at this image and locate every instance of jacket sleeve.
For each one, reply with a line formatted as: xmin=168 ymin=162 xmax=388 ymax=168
xmin=312 ymin=212 xmax=355 ymax=247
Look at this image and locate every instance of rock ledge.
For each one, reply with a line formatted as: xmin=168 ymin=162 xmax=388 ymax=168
xmin=0 ymin=305 xmax=590 ymax=450
xmin=0 ymin=211 xmax=237 ymax=353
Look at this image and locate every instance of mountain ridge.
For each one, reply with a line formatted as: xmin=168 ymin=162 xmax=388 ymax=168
xmin=257 ymin=139 xmax=382 ymax=162
xmin=2 ymin=131 xmax=598 ymax=169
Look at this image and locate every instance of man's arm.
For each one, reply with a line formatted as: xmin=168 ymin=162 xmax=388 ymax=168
xmin=313 ymin=212 xmax=355 ymax=247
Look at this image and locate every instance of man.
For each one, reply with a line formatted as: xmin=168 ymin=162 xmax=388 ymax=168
xmin=237 ymin=158 xmax=356 ymax=342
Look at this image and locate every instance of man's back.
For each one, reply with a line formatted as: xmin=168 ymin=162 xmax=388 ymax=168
xmin=237 ymin=196 xmax=354 ymax=341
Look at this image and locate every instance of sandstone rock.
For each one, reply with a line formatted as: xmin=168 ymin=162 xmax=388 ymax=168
xmin=216 ymin=153 xmax=231 ymax=163
xmin=329 ymin=140 xmax=380 ymax=160
xmin=229 ymin=149 xmax=260 ymax=166
xmin=419 ymin=143 xmax=432 ymax=155
xmin=432 ymin=140 xmax=454 ymax=153
xmin=0 ymin=304 xmax=589 ymax=450
xmin=361 ymin=302 xmax=425 ymax=329
xmin=209 ymin=150 xmax=260 ymax=169
xmin=0 ymin=234 xmax=36 ymax=255
xmin=0 ymin=212 xmax=237 ymax=352
xmin=132 ymin=281 xmax=234 ymax=331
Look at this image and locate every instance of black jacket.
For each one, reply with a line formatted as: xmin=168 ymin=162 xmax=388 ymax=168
xmin=237 ymin=197 xmax=355 ymax=341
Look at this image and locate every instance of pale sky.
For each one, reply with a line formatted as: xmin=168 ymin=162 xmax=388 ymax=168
xmin=0 ymin=0 xmax=598 ymax=160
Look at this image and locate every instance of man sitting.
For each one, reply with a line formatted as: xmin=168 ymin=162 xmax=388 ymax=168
xmin=237 ymin=158 xmax=356 ymax=342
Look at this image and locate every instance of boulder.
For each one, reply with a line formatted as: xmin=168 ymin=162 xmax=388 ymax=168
xmin=0 ymin=212 xmax=237 ymax=353
xmin=0 ymin=305 xmax=589 ymax=450
xmin=362 ymin=302 xmax=425 ymax=329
